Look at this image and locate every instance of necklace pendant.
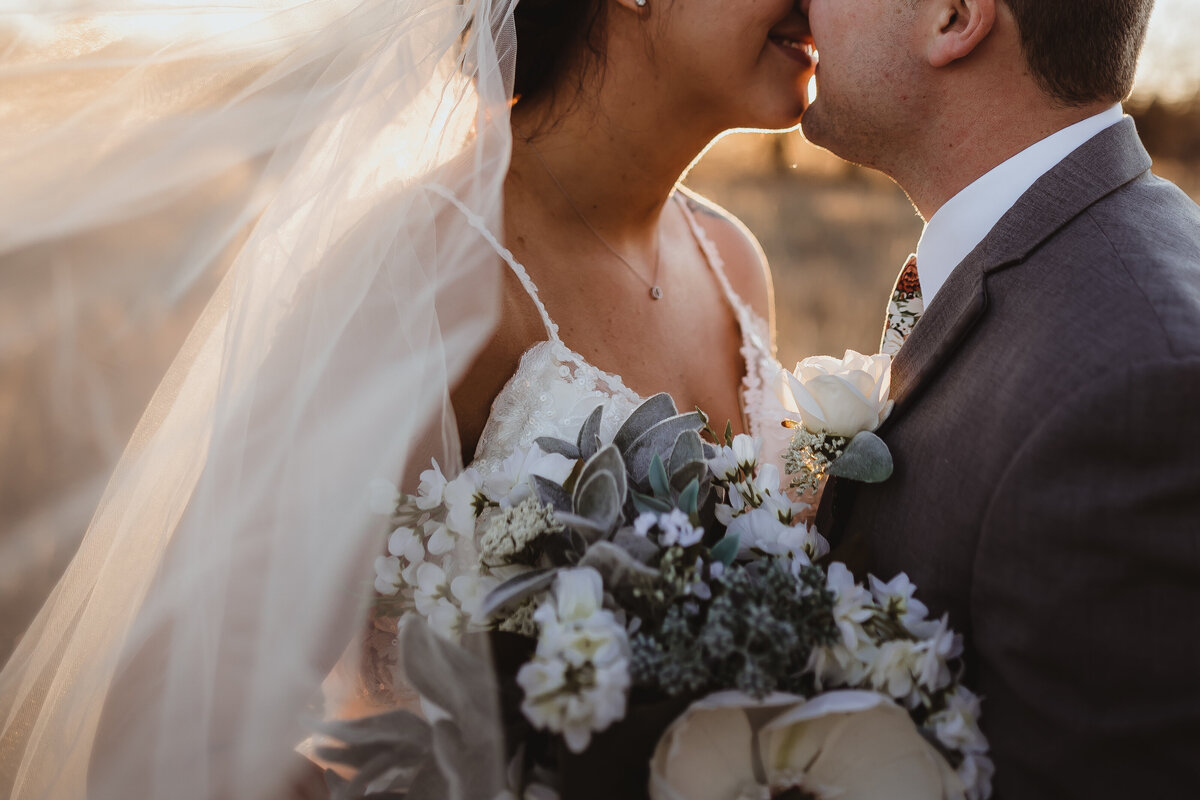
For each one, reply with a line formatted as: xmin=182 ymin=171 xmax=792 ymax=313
xmin=650 ymin=286 xmax=664 ymax=300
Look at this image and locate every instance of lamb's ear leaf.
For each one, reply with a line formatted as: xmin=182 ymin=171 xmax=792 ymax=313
xmin=480 ymin=568 xmax=558 ymax=620
xmin=535 ymin=436 xmax=580 ymax=460
xmin=406 ymin=760 xmax=452 ymax=800
xmin=580 ymin=541 xmax=660 ymax=592
xmin=576 ymin=405 xmax=605 ymax=461
xmin=399 ymin=618 xmax=493 ymax=730
xmin=669 ymin=461 xmax=707 ymax=497
xmin=320 ymin=709 xmax=431 ymax=748
xmin=668 ymin=429 xmax=705 ymax=475
xmin=432 ymin=718 xmax=505 ymax=800
xmin=625 ymin=412 xmax=707 ymax=485
xmin=556 ymin=511 xmax=611 ymax=544
xmin=827 ymin=431 xmax=893 ymax=483
xmin=576 ymin=444 xmax=627 ymax=508
xmin=532 ymin=475 xmax=572 ymax=512
xmin=573 ymin=470 xmax=622 ymax=537
xmin=614 ymin=393 xmax=678 ymax=452
xmin=612 ymin=526 xmax=661 ymax=563
xmin=710 ymin=532 xmax=740 ymax=566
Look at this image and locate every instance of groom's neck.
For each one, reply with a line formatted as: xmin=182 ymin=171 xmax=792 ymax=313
xmin=895 ymin=96 xmax=1115 ymax=221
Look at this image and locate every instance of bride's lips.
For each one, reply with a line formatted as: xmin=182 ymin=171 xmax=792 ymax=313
xmin=768 ymin=28 xmax=817 ymax=67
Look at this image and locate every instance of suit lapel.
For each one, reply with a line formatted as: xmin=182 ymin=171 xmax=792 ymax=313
xmin=880 ymin=117 xmax=1153 ymax=431
xmin=822 ymin=118 xmax=1153 ymax=549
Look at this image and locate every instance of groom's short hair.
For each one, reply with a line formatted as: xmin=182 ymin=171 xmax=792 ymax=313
xmin=1002 ymin=0 xmax=1154 ymax=106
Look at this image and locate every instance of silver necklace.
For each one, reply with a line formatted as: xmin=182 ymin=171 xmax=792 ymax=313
xmin=528 ymin=143 xmax=664 ymax=301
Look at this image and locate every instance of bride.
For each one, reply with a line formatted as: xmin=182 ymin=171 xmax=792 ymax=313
xmin=0 ymin=0 xmax=814 ymax=798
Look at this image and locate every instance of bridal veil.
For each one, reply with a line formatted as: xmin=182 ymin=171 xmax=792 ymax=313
xmin=0 ymin=1 xmax=515 ymax=796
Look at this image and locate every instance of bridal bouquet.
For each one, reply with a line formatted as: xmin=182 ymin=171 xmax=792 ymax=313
xmin=324 ymin=352 xmax=992 ymax=800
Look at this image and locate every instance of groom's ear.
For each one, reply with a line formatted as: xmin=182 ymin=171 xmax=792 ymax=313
xmin=926 ymin=0 xmax=996 ymax=68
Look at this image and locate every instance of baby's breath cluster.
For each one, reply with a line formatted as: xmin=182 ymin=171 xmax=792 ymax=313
xmin=782 ymin=427 xmax=848 ymax=494
xmin=479 ymin=496 xmax=563 ymax=565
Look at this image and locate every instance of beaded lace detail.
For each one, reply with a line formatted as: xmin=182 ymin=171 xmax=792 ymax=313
xmin=450 ymin=188 xmax=781 ymax=474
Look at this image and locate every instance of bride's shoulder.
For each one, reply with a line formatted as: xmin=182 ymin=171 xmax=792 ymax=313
xmin=675 ymin=187 xmax=774 ymax=325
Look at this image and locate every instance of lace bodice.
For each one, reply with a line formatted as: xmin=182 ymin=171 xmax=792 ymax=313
xmin=452 ymin=189 xmax=784 ymax=474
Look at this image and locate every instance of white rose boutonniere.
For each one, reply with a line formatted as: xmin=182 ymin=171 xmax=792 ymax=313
xmin=775 ymin=350 xmax=896 ymax=494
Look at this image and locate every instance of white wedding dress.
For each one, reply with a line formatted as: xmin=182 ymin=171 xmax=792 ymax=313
xmin=466 ymin=190 xmax=784 ymax=475
xmin=347 ymin=189 xmax=787 ymax=715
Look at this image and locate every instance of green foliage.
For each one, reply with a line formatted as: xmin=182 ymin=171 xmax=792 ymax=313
xmin=630 ymin=559 xmax=839 ymax=700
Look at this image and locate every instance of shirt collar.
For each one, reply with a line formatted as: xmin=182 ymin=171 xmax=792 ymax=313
xmin=915 ymin=104 xmax=1125 ymax=309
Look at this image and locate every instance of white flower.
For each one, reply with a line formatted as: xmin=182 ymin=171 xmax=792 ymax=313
xmin=413 ymin=562 xmax=449 ymax=615
xmin=451 ymin=573 xmax=500 ymax=624
xmin=775 ymin=350 xmax=894 ymax=438
xmin=825 ymin=562 xmax=876 ymax=652
xmin=423 ymin=520 xmax=456 ymax=556
xmin=648 ymin=691 xmax=965 ymax=800
xmin=368 ymin=478 xmax=401 ymax=516
xmin=374 ymin=555 xmax=402 ymax=595
xmin=426 ymin=597 xmax=463 ymax=639
xmin=869 ymin=572 xmax=929 ymax=629
xmin=634 ymin=509 xmax=704 ymax=548
xmin=912 ymin=615 xmax=962 ymax=693
xmin=869 ymin=639 xmax=921 ymax=702
xmin=517 ymin=567 xmax=631 ymax=754
xmin=958 ymin=752 xmax=995 ymax=800
xmin=928 ymin=685 xmax=989 ymax=755
xmin=727 ymin=506 xmax=793 ymax=554
xmin=708 ymin=434 xmax=762 ymax=480
xmin=442 ymin=467 xmax=483 ymax=537
xmin=387 ymin=526 xmax=426 ymax=562
xmin=634 ymin=511 xmax=658 ymax=537
xmin=549 ymin=567 xmax=604 ymax=623
xmin=415 ymin=460 xmax=449 ymax=510
xmin=484 ymin=444 xmax=574 ymax=509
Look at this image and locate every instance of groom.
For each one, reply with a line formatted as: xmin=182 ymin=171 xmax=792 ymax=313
xmin=802 ymin=0 xmax=1200 ymax=796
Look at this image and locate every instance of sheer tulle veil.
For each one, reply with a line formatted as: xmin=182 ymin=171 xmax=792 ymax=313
xmin=0 ymin=1 xmax=515 ymax=797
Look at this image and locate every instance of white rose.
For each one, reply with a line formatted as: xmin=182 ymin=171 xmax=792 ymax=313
xmin=776 ymin=350 xmax=894 ymax=438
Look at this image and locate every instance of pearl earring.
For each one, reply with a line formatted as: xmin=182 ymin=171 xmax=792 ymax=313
xmin=635 ymin=0 xmax=647 ymax=6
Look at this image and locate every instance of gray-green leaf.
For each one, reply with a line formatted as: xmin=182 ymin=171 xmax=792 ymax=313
xmin=827 ymin=431 xmax=894 ymax=483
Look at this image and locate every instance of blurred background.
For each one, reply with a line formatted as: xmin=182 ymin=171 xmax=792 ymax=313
xmin=2 ymin=0 xmax=1199 ymax=663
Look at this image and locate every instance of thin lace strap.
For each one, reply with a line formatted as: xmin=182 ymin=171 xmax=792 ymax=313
xmin=672 ymin=190 xmax=751 ymax=322
xmin=428 ymin=184 xmax=560 ymax=341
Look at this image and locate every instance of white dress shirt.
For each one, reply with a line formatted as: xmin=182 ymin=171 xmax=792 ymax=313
xmin=915 ymin=104 xmax=1125 ymax=309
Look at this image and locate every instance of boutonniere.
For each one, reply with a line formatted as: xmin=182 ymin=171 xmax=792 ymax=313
xmin=774 ymin=350 xmax=895 ymax=494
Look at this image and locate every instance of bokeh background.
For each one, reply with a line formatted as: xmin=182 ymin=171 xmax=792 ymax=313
xmin=2 ymin=1 xmax=1199 ymax=662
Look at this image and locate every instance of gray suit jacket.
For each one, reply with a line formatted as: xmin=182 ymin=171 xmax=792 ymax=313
xmin=820 ymin=118 xmax=1200 ymax=797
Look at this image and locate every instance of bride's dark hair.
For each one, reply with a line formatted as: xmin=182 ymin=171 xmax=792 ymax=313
xmin=512 ymin=0 xmax=607 ymax=104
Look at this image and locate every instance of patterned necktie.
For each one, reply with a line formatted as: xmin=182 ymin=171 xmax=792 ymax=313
xmin=880 ymin=254 xmax=924 ymax=357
